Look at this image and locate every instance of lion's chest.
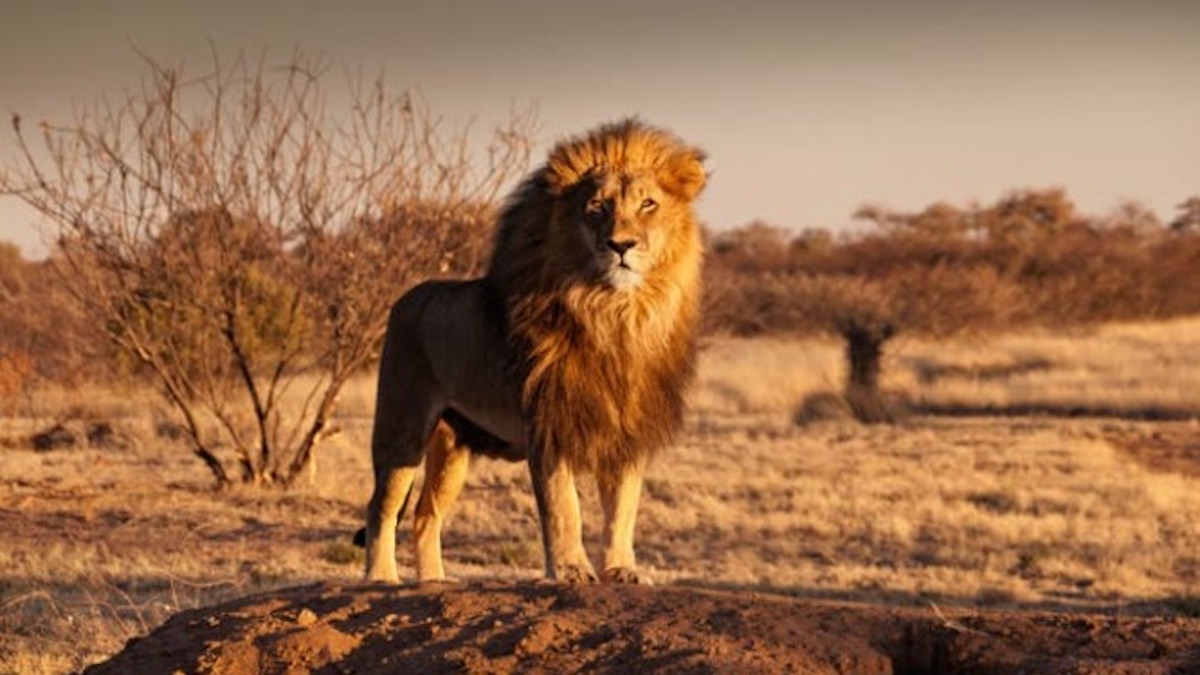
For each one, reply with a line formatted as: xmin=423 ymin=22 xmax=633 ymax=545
xmin=515 ymin=299 xmax=692 ymax=473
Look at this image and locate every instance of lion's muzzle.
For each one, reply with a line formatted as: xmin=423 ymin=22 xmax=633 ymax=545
xmin=607 ymin=238 xmax=637 ymax=256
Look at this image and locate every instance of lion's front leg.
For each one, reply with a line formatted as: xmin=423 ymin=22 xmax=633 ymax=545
xmin=528 ymin=449 xmax=597 ymax=583
xmin=599 ymin=461 xmax=645 ymax=584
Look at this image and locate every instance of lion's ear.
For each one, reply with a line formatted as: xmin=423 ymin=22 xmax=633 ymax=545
xmin=661 ymin=149 xmax=707 ymax=202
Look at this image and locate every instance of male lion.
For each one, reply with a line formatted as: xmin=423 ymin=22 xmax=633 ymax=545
xmin=363 ymin=119 xmax=706 ymax=584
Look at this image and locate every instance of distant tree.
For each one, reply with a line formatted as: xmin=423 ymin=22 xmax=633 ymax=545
xmin=1 ymin=51 xmax=533 ymax=486
xmin=979 ymin=187 xmax=1078 ymax=242
xmin=1169 ymin=196 xmax=1200 ymax=232
xmin=822 ymin=278 xmax=898 ymax=424
xmin=790 ymin=227 xmax=835 ymax=253
xmin=709 ymin=220 xmax=793 ymax=272
xmin=851 ymin=203 xmax=902 ymax=231
xmin=1103 ymin=200 xmax=1162 ymax=234
xmin=854 ymin=201 xmax=967 ymax=239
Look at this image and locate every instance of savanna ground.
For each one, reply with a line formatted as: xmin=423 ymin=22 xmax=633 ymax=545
xmin=2 ymin=319 xmax=1200 ymax=673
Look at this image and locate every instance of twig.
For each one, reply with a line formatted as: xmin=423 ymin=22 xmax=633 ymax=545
xmin=928 ymin=601 xmax=989 ymax=636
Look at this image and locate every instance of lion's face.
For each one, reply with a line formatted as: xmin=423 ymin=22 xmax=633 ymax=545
xmin=490 ymin=119 xmax=706 ymax=300
xmin=568 ymin=170 xmax=679 ymax=290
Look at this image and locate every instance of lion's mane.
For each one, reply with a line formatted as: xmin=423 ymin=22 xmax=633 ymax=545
xmin=485 ymin=119 xmax=706 ymax=481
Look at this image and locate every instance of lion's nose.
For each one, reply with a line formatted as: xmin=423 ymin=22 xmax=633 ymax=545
xmin=607 ymin=239 xmax=637 ymax=256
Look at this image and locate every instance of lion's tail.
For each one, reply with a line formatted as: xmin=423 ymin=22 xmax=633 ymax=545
xmin=351 ymin=481 xmax=416 ymax=548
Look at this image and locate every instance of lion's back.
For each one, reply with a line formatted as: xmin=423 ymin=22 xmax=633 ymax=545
xmin=379 ymin=279 xmax=522 ymax=442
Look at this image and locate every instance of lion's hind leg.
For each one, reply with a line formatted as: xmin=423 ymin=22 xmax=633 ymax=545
xmin=365 ymin=464 xmax=418 ymax=583
xmin=364 ymin=335 xmax=443 ymax=583
xmin=412 ymin=420 xmax=470 ymax=582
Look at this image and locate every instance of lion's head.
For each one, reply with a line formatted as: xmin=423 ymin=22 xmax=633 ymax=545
xmin=485 ymin=119 xmax=707 ymax=479
xmin=543 ymin=121 xmax=706 ymax=291
xmin=489 ymin=119 xmax=706 ymax=301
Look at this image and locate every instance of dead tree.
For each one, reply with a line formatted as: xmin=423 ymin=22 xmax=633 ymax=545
xmin=2 ymin=50 xmax=533 ymax=486
xmin=836 ymin=316 xmax=897 ymax=424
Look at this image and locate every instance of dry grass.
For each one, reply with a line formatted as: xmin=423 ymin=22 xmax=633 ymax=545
xmin=642 ymin=418 xmax=1199 ymax=603
xmin=691 ymin=336 xmax=844 ymax=420
xmin=892 ymin=317 xmax=1200 ymax=417
xmin=2 ymin=319 xmax=1200 ymax=673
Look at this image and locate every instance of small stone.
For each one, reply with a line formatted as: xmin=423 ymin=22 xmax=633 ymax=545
xmin=296 ymin=608 xmax=318 ymax=626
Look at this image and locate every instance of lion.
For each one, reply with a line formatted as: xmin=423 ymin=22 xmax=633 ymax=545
xmin=363 ymin=119 xmax=706 ymax=584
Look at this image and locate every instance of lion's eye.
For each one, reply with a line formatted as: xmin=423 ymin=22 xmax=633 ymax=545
xmin=586 ymin=197 xmax=606 ymax=213
xmin=640 ymin=198 xmax=658 ymax=212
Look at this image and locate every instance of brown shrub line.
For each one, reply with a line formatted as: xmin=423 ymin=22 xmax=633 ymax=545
xmin=704 ymin=189 xmax=1200 ymax=339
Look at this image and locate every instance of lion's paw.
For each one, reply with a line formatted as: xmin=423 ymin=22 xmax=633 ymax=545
xmin=602 ymin=567 xmax=643 ymax=584
xmin=555 ymin=563 xmax=599 ymax=584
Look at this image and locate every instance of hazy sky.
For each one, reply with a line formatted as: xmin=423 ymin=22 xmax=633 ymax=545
xmin=2 ymin=0 xmax=1198 ymax=257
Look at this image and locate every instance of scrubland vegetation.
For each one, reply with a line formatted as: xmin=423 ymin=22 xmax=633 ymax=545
xmin=2 ymin=50 xmax=1200 ymax=675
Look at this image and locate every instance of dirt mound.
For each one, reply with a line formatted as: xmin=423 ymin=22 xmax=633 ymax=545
xmin=83 ymin=581 xmax=1199 ymax=675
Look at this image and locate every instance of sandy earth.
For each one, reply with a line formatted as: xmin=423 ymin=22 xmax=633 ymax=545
xmin=83 ymin=580 xmax=1199 ymax=675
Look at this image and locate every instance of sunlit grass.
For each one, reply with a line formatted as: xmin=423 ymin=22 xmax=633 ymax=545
xmin=3 ymin=318 xmax=1200 ymax=673
xmin=892 ymin=317 xmax=1200 ymax=416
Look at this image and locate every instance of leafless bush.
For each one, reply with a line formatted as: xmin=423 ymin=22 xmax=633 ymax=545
xmin=1 ymin=50 xmax=534 ymax=486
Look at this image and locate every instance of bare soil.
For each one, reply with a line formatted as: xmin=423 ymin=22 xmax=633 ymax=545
xmin=83 ymin=580 xmax=1200 ymax=675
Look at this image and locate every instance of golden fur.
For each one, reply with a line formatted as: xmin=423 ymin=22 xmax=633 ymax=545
xmin=363 ymin=119 xmax=706 ymax=584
